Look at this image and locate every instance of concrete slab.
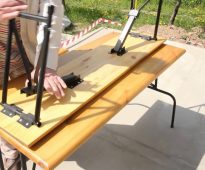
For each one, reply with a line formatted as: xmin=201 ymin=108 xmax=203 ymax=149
xmin=28 ymin=29 xmax=205 ymax=170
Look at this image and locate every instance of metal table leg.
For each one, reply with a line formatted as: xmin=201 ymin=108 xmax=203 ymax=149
xmin=148 ymin=79 xmax=176 ymax=128
xmin=0 ymin=151 xmax=5 ymax=170
xmin=32 ymin=163 xmax=36 ymax=170
xmin=20 ymin=153 xmax=27 ymax=170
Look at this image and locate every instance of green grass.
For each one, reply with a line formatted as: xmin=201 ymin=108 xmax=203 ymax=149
xmin=64 ymin=0 xmax=205 ymax=33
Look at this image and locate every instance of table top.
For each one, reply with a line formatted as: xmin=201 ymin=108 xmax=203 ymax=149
xmin=0 ymin=32 xmax=164 ymax=147
xmin=0 ymin=33 xmax=185 ymax=170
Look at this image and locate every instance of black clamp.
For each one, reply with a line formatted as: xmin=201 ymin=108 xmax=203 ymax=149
xmin=62 ymin=73 xmax=83 ymax=89
xmin=110 ymin=47 xmax=126 ymax=56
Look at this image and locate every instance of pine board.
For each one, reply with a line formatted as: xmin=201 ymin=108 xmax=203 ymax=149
xmin=0 ymin=35 xmax=164 ymax=147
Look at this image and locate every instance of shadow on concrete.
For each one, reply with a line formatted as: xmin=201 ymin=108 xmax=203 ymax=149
xmin=66 ymin=100 xmax=205 ymax=170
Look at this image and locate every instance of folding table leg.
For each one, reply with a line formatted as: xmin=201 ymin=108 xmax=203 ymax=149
xmin=20 ymin=153 xmax=27 ymax=170
xmin=32 ymin=163 xmax=36 ymax=170
xmin=0 ymin=151 xmax=5 ymax=170
xmin=148 ymin=79 xmax=176 ymax=128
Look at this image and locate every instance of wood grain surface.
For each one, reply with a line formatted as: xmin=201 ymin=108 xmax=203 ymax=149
xmin=0 ymin=34 xmax=185 ymax=169
xmin=0 ymin=33 xmax=164 ymax=147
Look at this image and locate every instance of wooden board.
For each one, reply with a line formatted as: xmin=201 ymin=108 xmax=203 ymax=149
xmin=0 ymin=34 xmax=164 ymax=147
xmin=0 ymin=44 xmax=185 ymax=170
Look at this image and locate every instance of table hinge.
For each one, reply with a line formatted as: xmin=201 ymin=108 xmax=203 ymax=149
xmin=1 ymin=103 xmax=35 ymax=128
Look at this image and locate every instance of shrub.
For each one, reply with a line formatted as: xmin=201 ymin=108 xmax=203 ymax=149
xmin=183 ymin=0 xmax=202 ymax=6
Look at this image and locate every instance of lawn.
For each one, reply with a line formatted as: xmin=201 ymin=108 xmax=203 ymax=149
xmin=64 ymin=0 xmax=205 ymax=33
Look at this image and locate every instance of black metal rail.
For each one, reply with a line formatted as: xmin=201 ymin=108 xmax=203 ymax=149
xmin=0 ymin=5 xmax=54 ymax=128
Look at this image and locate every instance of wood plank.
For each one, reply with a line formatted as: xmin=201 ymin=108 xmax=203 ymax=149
xmin=0 ymin=44 xmax=185 ymax=170
xmin=0 ymin=35 xmax=164 ymax=147
xmin=0 ymin=32 xmax=119 ymax=96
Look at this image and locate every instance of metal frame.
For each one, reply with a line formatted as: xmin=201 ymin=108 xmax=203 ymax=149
xmin=111 ymin=0 xmax=163 ymax=55
xmin=0 ymin=6 xmax=83 ymax=128
xmin=0 ymin=5 xmax=54 ymax=166
xmin=0 ymin=6 xmax=54 ymax=128
xmin=0 ymin=151 xmax=4 ymax=170
xmin=148 ymin=79 xmax=176 ymax=128
xmin=20 ymin=154 xmax=27 ymax=170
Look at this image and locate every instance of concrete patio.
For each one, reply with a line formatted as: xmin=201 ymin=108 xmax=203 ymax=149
xmin=29 ymin=29 xmax=205 ymax=170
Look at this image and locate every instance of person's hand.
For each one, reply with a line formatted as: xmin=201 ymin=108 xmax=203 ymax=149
xmin=0 ymin=0 xmax=27 ymax=21
xmin=30 ymin=68 xmax=67 ymax=99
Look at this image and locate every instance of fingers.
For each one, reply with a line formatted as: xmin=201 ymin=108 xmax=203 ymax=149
xmin=53 ymin=77 xmax=66 ymax=97
xmin=25 ymin=79 xmax=29 ymax=87
xmin=0 ymin=0 xmax=27 ymax=21
xmin=0 ymin=0 xmax=26 ymax=8
xmin=0 ymin=11 xmax=20 ymax=21
xmin=47 ymin=76 xmax=61 ymax=99
xmin=44 ymin=79 xmax=54 ymax=95
xmin=44 ymin=75 xmax=67 ymax=99
xmin=31 ymin=68 xmax=67 ymax=99
xmin=3 ymin=4 xmax=28 ymax=12
xmin=56 ymin=76 xmax=67 ymax=89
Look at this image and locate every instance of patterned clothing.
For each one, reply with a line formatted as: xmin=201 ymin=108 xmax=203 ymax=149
xmin=0 ymin=20 xmax=26 ymax=85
